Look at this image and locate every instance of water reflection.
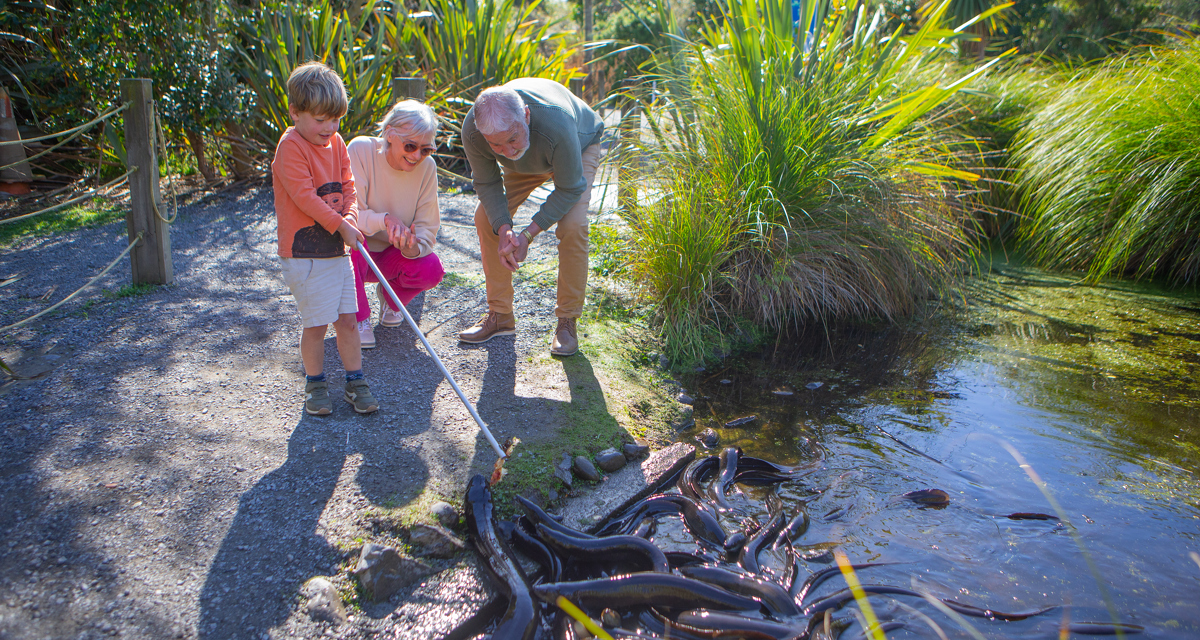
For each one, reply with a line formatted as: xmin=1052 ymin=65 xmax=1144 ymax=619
xmin=678 ymin=260 xmax=1200 ymax=637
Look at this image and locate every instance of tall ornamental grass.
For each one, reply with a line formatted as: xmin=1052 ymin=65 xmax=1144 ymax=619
xmin=1013 ymin=35 xmax=1200 ymax=284
xmin=623 ymin=0 xmax=1011 ymax=365
xmin=233 ymin=0 xmax=400 ymax=151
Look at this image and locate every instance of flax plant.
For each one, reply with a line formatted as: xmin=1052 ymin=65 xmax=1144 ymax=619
xmin=1013 ymin=35 xmax=1200 ymax=283
xmin=402 ymin=0 xmax=579 ymax=122
xmin=232 ymin=0 xmax=401 ymax=150
xmin=623 ymin=0 xmax=1012 ymax=364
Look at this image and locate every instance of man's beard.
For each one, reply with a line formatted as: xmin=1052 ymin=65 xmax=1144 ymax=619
xmin=506 ymin=145 xmax=529 ymax=161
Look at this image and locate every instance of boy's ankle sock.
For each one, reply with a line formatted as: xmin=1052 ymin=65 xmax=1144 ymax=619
xmin=345 ymin=369 xmax=364 ymax=382
xmin=306 ymin=373 xmax=326 ymax=383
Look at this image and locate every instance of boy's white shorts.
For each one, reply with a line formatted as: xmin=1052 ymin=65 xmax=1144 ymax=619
xmin=279 ymin=256 xmax=358 ymax=328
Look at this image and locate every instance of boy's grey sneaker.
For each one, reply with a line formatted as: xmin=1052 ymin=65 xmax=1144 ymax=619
xmin=304 ymin=380 xmax=332 ymax=416
xmin=344 ymin=379 xmax=379 ymax=414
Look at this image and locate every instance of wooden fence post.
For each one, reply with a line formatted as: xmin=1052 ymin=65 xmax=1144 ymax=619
xmin=122 ymin=78 xmax=173 ymax=285
xmin=392 ymin=77 xmax=427 ymax=102
xmin=569 ymin=77 xmax=585 ymax=99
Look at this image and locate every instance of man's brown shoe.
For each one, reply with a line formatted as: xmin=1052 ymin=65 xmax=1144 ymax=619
xmin=551 ymin=317 xmax=579 ymax=356
xmin=458 ymin=311 xmax=516 ymax=344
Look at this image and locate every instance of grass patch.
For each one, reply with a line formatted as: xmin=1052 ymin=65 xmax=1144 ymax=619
xmin=103 ymin=283 xmax=161 ymax=299
xmin=1013 ymin=34 xmax=1200 ymax=284
xmin=437 ymin=271 xmax=477 ymax=289
xmin=489 ymin=276 xmax=685 ymax=515
xmin=0 ymin=198 xmax=125 ymax=247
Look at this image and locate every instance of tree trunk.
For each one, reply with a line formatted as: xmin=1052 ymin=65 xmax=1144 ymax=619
xmin=222 ymin=122 xmax=256 ymax=179
xmin=185 ymin=129 xmax=219 ymax=182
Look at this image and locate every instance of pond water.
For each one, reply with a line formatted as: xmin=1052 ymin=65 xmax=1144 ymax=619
xmin=676 ymin=259 xmax=1200 ymax=638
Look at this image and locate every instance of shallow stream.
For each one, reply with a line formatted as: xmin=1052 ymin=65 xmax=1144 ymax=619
xmin=677 ymin=259 xmax=1200 ymax=638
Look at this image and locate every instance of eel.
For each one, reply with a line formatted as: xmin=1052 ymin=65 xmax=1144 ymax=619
xmin=600 ymin=493 xmax=727 ymax=547
xmin=535 ymin=522 xmax=670 ymax=574
xmin=677 ymin=565 xmax=801 ymax=618
xmin=803 ymin=584 xmax=1057 ymax=621
xmin=532 ymin=572 xmax=762 ymax=612
xmin=464 ymin=474 xmax=540 ymax=640
xmin=515 ymin=494 xmax=593 ymax=539
xmin=707 ymin=446 xmax=740 ymax=512
xmin=739 ymin=509 xmax=788 ymax=574
xmin=790 ymin=562 xmax=895 ymax=606
xmin=505 ymin=519 xmax=563 ymax=584
xmin=774 ymin=509 xmax=810 ymax=548
xmin=674 ymin=610 xmax=806 ymax=639
xmin=679 ymin=455 xmax=719 ymax=504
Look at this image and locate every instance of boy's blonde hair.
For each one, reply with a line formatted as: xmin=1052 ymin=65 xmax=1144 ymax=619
xmin=287 ymin=62 xmax=348 ymax=118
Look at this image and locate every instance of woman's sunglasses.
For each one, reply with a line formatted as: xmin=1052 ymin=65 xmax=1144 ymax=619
xmin=402 ymin=142 xmax=436 ymax=157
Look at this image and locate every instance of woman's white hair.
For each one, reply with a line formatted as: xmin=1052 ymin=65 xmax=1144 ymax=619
xmin=376 ymin=99 xmax=438 ymax=151
xmin=473 ymin=87 xmax=526 ymax=136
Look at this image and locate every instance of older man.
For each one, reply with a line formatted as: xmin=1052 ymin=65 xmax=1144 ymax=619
xmin=457 ymin=78 xmax=604 ymax=357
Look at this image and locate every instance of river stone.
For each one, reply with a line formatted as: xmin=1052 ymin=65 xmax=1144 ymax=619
xmin=408 ymin=523 xmax=465 ymax=558
xmin=595 ymin=448 xmax=627 ymax=473
xmin=677 ymin=392 xmax=695 ymax=405
xmin=573 ymin=456 xmax=601 ymax=482
xmin=300 ymin=577 xmax=347 ymax=625
xmin=554 ymin=453 xmax=574 ymax=488
xmin=695 ymin=427 xmax=720 ymax=448
xmin=429 ymin=501 xmax=459 ymax=529
xmin=353 ymin=543 xmax=432 ymax=603
xmin=622 ymin=443 xmax=649 ymax=460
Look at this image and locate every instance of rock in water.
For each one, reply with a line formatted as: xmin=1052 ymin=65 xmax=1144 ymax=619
xmin=695 ymin=428 xmax=720 ymax=448
xmin=902 ymin=489 xmax=950 ymax=508
xmin=595 ymin=448 xmax=627 ymax=472
xmin=352 ymin=544 xmax=432 ymax=602
xmin=300 ymin=577 xmax=347 ymax=625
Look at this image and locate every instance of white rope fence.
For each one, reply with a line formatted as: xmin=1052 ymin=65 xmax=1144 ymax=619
xmin=0 ymin=231 xmax=144 ymax=335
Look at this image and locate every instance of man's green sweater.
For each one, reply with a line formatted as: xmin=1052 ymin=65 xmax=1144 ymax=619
xmin=463 ymin=78 xmax=605 ymax=234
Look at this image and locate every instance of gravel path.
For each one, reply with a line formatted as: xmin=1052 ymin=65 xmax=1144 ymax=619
xmin=0 ymin=180 xmax=616 ymax=639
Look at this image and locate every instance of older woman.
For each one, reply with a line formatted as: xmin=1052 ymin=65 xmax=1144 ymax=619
xmin=347 ymin=100 xmax=445 ymax=348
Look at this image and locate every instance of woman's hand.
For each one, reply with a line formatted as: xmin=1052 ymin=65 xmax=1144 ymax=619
xmin=394 ymin=222 xmax=420 ymax=258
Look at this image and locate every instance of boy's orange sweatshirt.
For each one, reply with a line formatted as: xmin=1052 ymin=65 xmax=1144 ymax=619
xmin=271 ymin=128 xmax=359 ymax=258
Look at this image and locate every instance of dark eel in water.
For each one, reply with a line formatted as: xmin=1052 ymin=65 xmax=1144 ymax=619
xmin=790 ymin=562 xmax=895 ymax=606
xmin=739 ymin=509 xmax=788 ymax=574
xmin=515 ymin=494 xmax=593 ymax=539
xmin=599 ymin=493 xmax=727 ymax=547
xmin=532 ymin=572 xmax=762 ymax=612
xmin=673 ymin=609 xmax=806 ymax=639
xmin=680 ymin=455 xmax=719 ymax=504
xmin=501 ymin=519 xmax=562 ymax=584
xmin=534 ymin=522 xmax=670 ymax=574
xmin=804 ymin=584 xmax=1057 ymax=621
xmin=707 ymin=447 xmax=740 ymax=512
xmin=677 ymin=565 xmax=801 ymax=618
xmin=464 ymin=474 xmax=540 ymax=640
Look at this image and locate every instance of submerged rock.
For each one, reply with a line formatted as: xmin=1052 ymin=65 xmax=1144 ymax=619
xmin=695 ymin=428 xmax=720 ymax=449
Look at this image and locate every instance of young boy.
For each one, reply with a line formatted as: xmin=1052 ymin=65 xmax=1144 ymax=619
xmin=272 ymin=61 xmax=379 ymax=415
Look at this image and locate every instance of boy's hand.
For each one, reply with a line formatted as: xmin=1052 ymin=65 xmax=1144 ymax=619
xmin=337 ymin=219 xmax=365 ymax=249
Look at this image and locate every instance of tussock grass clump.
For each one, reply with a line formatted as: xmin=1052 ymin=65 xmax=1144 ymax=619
xmin=622 ymin=0 xmax=1000 ymax=365
xmin=1013 ymin=36 xmax=1200 ymax=283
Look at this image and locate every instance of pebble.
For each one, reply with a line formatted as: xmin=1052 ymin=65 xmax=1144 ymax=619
xmin=594 ymin=448 xmax=627 ymax=473
xmin=429 ymin=501 xmax=459 ymax=529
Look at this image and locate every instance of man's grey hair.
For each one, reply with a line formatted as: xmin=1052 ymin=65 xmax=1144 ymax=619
xmin=376 ymin=99 xmax=438 ymax=151
xmin=474 ymin=87 xmax=526 ymax=136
